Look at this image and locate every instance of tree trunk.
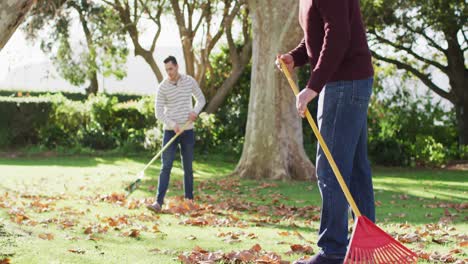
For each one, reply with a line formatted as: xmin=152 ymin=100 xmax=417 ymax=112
xmin=76 ymin=6 xmax=99 ymax=95
xmin=85 ymin=72 xmax=99 ymax=95
xmin=0 ymin=0 xmax=35 ymax=51
xmin=205 ymin=65 xmax=246 ymax=113
xmin=455 ymin=96 xmax=468 ymax=146
xmin=233 ymin=0 xmax=316 ymax=181
xmin=446 ymin=30 xmax=468 ymax=146
xmin=136 ymin=48 xmax=163 ymax=82
xmin=182 ymin=37 xmax=195 ymax=77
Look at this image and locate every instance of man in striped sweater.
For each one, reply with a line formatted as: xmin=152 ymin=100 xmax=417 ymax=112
xmin=147 ymin=56 xmax=206 ymax=213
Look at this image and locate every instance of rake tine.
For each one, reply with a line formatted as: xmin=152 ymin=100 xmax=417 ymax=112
xmin=385 ymin=245 xmax=401 ymax=261
xmin=379 ymin=246 xmax=393 ymax=263
xmin=365 ymin=249 xmax=372 ymax=264
xmin=374 ymin=248 xmax=384 ymax=264
xmin=350 ymin=247 xmax=356 ymax=263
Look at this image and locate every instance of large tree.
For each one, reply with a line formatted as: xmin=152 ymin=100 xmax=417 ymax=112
xmin=25 ymin=0 xmax=128 ymax=95
xmin=233 ymin=0 xmax=315 ymax=181
xmin=169 ymin=0 xmax=252 ymax=113
xmin=103 ymin=0 xmax=166 ymax=82
xmin=361 ymin=0 xmax=468 ymax=145
xmin=0 ymin=0 xmax=36 ymax=51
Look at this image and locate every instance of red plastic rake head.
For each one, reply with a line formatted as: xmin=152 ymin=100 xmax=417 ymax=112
xmin=344 ymin=216 xmax=418 ymax=264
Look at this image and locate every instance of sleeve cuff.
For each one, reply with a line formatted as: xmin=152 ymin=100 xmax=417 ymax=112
xmin=289 ymin=51 xmax=308 ymax=68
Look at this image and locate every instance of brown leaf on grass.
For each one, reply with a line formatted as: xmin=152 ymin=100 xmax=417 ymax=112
xmin=254 ymin=252 xmax=284 ymax=264
xmin=30 ymin=199 xmax=53 ymax=213
xmin=38 ymin=233 xmax=54 ymax=240
xmin=0 ymin=258 xmax=10 ymax=264
xmin=251 ymin=244 xmax=262 ymax=252
xmin=228 ymin=250 xmax=256 ymax=262
xmin=84 ymin=224 xmax=108 ymax=235
xmin=432 ymin=236 xmax=450 ymax=244
xmin=64 ymin=235 xmax=79 ymax=241
xmin=137 ymin=212 xmax=160 ymax=222
xmin=431 ymin=252 xmax=457 ymax=263
xmin=167 ymin=197 xmax=200 ymax=215
xmin=398 ymin=233 xmax=420 ymax=243
xmin=287 ymin=244 xmax=314 ymax=255
xmin=278 ymin=231 xmax=290 ymax=237
xmin=86 ymin=234 xmax=101 ymax=241
xmin=99 ymin=193 xmax=126 ymax=204
xmin=84 ymin=227 xmax=93 ymax=234
xmin=248 ymin=233 xmax=258 ymax=239
xmin=68 ymin=248 xmax=85 ymax=254
xmin=9 ymin=209 xmax=32 ymax=225
xmin=59 ymin=219 xmax=76 ymax=229
xmin=178 ymin=245 xmax=288 ymax=264
xmin=181 ymin=217 xmax=209 ymax=226
xmin=122 ymin=229 xmax=140 ymax=238
xmin=152 ymin=225 xmax=161 ymax=233
xmin=104 ymin=216 xmax=129 ymax=228
xmin=459 ymin=241 xmax=468 ymax=247
xmin=311 ymin=215 xmax=321 ymax=221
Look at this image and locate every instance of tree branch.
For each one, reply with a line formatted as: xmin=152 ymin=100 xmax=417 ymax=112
xmin=193 ymin=3 xmax=208 ymax=34
xmin=372 ymin=51 xmax=454 ymax=102
xmin=170 ymin=0 xmax=186 ymax=30
xmin=371 ymin=31 xmax=448 ymax=73
xmin=402 ymin=23 xmax=447 ymax=54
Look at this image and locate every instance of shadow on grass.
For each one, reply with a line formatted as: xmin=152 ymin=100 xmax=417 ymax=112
xmin=134 ymin=166 xmax=467 ymax=226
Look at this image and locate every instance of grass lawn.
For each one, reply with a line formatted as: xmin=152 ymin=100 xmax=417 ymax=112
xmin=0 ymin=153 xmax=466 ymax=263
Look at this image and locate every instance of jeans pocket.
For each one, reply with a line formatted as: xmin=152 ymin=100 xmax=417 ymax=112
xmin=351 ymin=78 xmax=373 ymax=107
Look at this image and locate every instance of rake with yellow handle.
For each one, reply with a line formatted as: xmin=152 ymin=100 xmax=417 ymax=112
xmin=279 ymin=59 xmax=418 ymax=263
xmin=125 ymin=121 xmax=192 ymax=197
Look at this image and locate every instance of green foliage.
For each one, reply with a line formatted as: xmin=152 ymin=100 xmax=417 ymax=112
xmin=203 ymin=45 xmax=251 ymax=155
xmin=367 ymin=78 xmax=458 ymax=166
xmin=0 ymin=97 xmax=52 ymax=148
xmin=25 ymin=0 xmax=128 ymax=92
xmin=0 ymin=90 xmax=142 ymax=102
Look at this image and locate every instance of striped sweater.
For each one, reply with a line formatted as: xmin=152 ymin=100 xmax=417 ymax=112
xmin=155 ymin=74 xmax=206 ymax=130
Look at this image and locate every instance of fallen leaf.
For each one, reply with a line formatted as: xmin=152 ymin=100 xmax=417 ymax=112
xmin=288 ymin=244 xmax=314 ymax=254
xmin=68 ymin=248 xmax=85 ymax=254
xmin=0 ymin=258 xmax=10 ymax=264
xmin=38 ymin=233 xmax=54 ymax=240
xmin=122 ymin=229 xmax=140 ymax=238
xmin=186 ymin=235 xmax=197 ymax=240
xmin=432 ymin=236 xmax=449 ymax=244
xmin=459 ymin=241 xmax=468 ymax=247
xmin=398 ymin=233 xmax=419 ymax=243
xmin=251 ymin=244 xmax=262 ymax=252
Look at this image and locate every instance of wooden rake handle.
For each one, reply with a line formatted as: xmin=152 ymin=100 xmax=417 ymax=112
xmin=279 ymin=60 xmax=362 ymax=217
xmin=139 ymin=121 xmax=192 ymax=175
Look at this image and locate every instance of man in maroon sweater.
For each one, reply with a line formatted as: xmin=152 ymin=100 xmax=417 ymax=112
xmin=276 ymin=0 xmax=375 ymax=263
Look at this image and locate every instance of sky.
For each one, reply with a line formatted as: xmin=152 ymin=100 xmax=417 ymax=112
xmin=0 ymin=14 xmax=184 ymax=95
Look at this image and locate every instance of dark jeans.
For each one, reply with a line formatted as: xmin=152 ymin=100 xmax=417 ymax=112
xmin=315 ymin=78 xmax=376 ymax=257
xmin=156 ymin=129 xmax=195 ymax=204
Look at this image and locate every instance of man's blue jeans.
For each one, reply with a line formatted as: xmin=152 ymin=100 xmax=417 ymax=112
xmin=156 ymin=129 xmax=195 ymax=205
xmin=315 ymin=78 xmax=376 ymax=257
